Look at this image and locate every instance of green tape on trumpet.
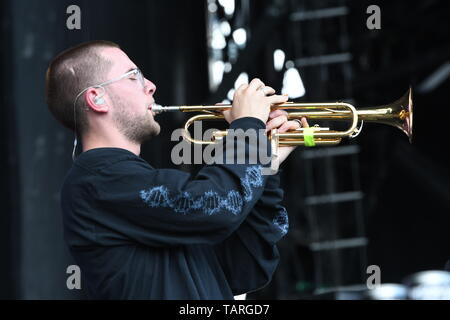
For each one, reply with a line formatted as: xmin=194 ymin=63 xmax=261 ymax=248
xmin=303 ymin=127 xmax=316 ymax=147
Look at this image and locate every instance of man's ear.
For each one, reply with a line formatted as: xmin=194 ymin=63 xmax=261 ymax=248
xmin=84 ymin=87 xmax=109 ymax=113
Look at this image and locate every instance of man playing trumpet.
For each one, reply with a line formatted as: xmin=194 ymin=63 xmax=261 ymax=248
xmin=46 ymin=40 xmax=307 ymax=299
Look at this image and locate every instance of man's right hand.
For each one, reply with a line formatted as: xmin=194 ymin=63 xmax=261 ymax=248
xmin=223 ymin=78 xmax=289 ymax=124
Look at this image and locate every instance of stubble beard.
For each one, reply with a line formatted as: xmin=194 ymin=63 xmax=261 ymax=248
xmin=112 ymin=97 xmax=160 ymax=144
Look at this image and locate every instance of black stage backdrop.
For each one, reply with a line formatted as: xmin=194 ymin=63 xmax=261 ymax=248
xmin=0 ymin=0 xmax=449 ymax=299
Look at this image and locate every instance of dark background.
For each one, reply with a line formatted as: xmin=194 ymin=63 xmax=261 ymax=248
xmin=0 ymin=0 xmax=449 ymax=299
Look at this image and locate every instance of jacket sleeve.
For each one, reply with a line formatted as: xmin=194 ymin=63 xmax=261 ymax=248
xmin=212 ymin=173 xmax=289 ymax=295
xmin=64 ymin=117 xmax=274 ymax=248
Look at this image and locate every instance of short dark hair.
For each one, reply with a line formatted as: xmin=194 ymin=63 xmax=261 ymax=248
xmin=45 ymin=40 xmax=120 ymax=134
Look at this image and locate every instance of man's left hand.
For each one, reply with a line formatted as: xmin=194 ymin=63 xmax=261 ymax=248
xmin=266 ymin=109 xmax=309 ymax=165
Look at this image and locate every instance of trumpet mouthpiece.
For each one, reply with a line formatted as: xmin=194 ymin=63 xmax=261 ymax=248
xmin=151 ymin=104 xmax=181 ymax=114
xmin=152 ymin=104 xmax=164 ymax=114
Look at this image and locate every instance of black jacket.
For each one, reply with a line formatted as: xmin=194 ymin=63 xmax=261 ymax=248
xmin=61 ymin=117 xmax=288 ymax=299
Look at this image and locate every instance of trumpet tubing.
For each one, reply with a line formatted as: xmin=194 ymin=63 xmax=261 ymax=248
xmin=153 ymin=88 xmax=413 ymax=147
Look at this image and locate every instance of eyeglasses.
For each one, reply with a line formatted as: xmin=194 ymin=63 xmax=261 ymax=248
xmin=95 ymin=68 xmax=146 ymax=89
xmin=73 ymin=68 xmax=145 ymax=106
xmin=71 ymin=68 xmax=145 ymax=160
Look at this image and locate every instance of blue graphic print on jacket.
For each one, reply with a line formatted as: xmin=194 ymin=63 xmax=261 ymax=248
xmin=140 ymin=166 xmax=264 ymax=216
xmin=273 ymin=207 xmax=289 ymax=236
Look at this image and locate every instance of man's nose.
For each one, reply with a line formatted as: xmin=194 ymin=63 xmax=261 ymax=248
xmin=145 ymin=79 xmax=156 ymax=95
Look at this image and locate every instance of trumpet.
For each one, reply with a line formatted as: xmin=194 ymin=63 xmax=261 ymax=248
xmin=152 ymin=88 xmax=413 ymax=147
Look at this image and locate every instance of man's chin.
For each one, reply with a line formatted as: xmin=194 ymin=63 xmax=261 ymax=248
xmin=140 ymin=123 xmax=160 ymax=142
xmin=151 ymin=122 xmax=161 ymax=136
